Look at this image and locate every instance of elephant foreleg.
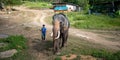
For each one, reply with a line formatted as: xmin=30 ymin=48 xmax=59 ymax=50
xmin=53 ymin=39 xmax=60 ymax=54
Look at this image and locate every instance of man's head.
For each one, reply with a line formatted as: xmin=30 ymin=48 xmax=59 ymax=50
xmin=43 ymin=24 xmax=45 ymax=27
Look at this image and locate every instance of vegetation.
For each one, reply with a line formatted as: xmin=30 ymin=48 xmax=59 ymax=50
xmin=66 ymin=12 xmax=120 ymax=30
xmin=53 ymin=36 xmax=120 ymax=60
xmin=23 ymin=1 xmax=52 ymax=9
xmin=0 ymin=35 xmax=27 ymax=52
xmin=0 ymin=35 xmax=33 ymax=60
xmin=0 ymin=0 xmax=22 ymax=5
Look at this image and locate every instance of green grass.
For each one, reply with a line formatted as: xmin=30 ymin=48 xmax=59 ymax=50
xmin=66 ymin=12 xmax=120 ymax=30
xmin=0 ymin=35 xmax=27 ymax=52
xmin=23 ymin=1 xmax=52 ymax=9
xmin=0 ymin=35 xmax=33 ymax=60
xmin=53 ymin=36 xmax=120 ymax=60
xmin=0 ymin=50 xmax=34 ymax=60
xmin=54 ymin=56 xmax=61 ymax=60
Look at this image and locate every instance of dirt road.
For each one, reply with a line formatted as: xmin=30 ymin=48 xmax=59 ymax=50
xmin=0 ymin=6 xmax=120 ymax=60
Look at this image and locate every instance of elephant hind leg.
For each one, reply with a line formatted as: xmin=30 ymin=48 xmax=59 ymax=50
xmin=61 ymin=34 xmax=65 ymax=47
xmin=62 ymin=31 xmax=68 ymax=47
xmin=59 ymin=34 xmax=63 ymax=48
xmin=64 ymin=31 xmax=68 ymax=46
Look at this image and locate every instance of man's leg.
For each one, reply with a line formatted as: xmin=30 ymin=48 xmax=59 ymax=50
xmin=41 ymin=33 xmax=44 ymax=40
xmin=43 ymin=33 xmax=46 ymax=40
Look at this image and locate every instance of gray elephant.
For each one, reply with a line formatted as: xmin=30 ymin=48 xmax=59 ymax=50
xmin=51 ymin=13 xmax=70 ymax=54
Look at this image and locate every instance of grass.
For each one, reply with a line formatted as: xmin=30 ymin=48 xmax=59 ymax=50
xmin=0 ymin=35 xmax=27 ymax=52
xmin=53 ymin=35 xmax=120 ymax=60
xmin=23 ymin=1 xmax=52 ymax=9
xmin=66 ymin=12 xmax=120 ymax=30
xmin=0 ymin=50 xmax=34 ymax=60
xmin=0 ymin=35 xmax=34 ymax=60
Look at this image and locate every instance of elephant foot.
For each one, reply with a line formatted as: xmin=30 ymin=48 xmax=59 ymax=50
xmin=56 ymin=52 xmax=61 ymax=55
xmin=62 ymin=44 xmax=67 ymax=47
xmin=64 ymin=44 xmax=67 ymax=47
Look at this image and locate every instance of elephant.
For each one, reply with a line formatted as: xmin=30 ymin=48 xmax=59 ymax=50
xmin=51 ymin=13 xmax=70 ymax=54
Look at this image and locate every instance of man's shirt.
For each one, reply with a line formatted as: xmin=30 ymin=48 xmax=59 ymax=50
xmin=41 ymin=27 xmax=46 ymax=34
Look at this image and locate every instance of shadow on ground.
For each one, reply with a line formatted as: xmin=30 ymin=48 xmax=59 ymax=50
xmin=31 ymin=38 xmax=53 ymax=56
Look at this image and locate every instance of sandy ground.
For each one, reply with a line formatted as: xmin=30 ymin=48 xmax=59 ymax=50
xmin=0 ymin=6 xmax=120 ymax=60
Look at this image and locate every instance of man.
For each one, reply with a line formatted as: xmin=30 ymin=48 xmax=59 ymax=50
xmin=41 ymin=24 xmax=47 ymax=40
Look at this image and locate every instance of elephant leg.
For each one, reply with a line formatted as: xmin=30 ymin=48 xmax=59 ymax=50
xmin=53 ymin=39 xmax=60 ymax=54
xmin=64 ymin=31 xmax=68 ymax=46
xmin=61 ymin=33 xmax=65 ymax=47
xmin=53 ymin=40 xmax=57 ymax=54
xmin=62 ymin=30 xmax=68 ymax=47
xmin=59 ymin=33 xmax=63 ymax=48
xmin=57 ymin=39 xmax=60 ymax=52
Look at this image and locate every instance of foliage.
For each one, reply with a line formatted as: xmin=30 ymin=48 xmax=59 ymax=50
xmin=116 ymin=10 xmax=120 ymax=15
xmin=66 ymin=12 xmax=120 ymax=30
xmin=0 ymin=0 xmax=22 ymax=6
xmin=89 ymin=0 xmax=119 ymax=3
xmin=23 ymin=1 xmax=52 ymax=9
xmin=0 ymin=35 xmax=27 ymax=52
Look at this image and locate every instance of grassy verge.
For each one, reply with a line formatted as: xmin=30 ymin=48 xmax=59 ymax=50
xmin=0 ymin=35 xmax=34 ymax=60
xmin=23 ymin=1 xmax=52 ymax=9
xmin=66 ymin=12 xmax=120 ymax=30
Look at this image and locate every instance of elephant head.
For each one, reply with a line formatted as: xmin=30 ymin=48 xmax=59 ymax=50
xmin=52 ymin=20 xmax=61 ymax=40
